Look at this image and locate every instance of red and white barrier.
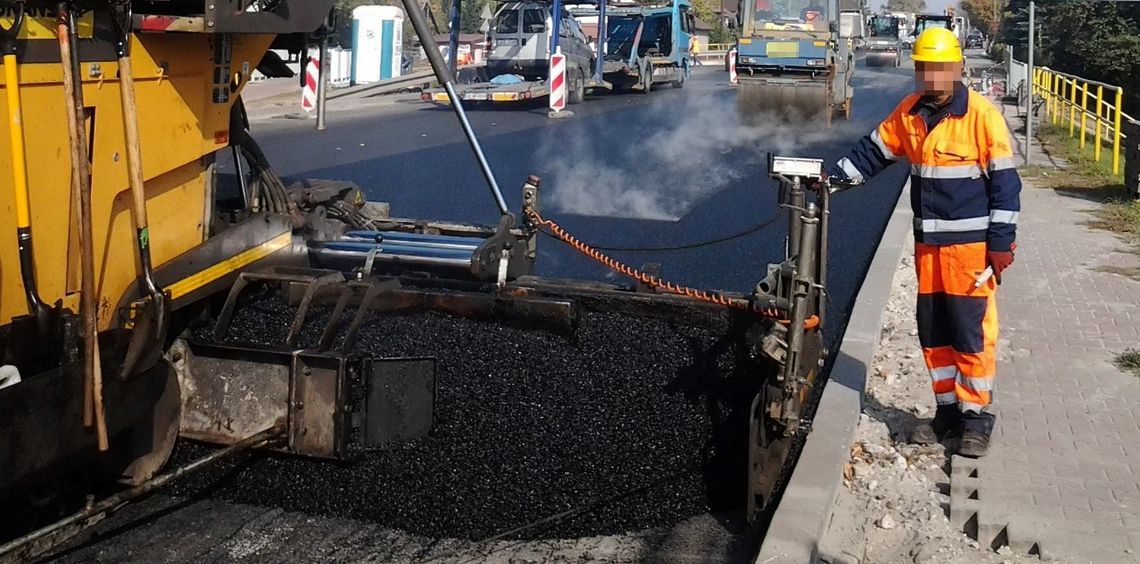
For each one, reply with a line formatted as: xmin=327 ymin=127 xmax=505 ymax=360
xmin=549 ymin=48 xmax=566 ymax=113
xmin=728 ymin=48 xmax=738 ymax=85
xmin=302 ymin=49 xmax=319 ymax=112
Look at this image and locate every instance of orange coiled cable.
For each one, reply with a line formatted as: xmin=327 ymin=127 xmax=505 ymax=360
xmin=528 ymin=210 xmax=802 ymax=321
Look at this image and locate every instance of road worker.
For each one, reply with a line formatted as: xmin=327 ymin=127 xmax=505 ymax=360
xmin=690 ymin=35 xmax=702 ymax=66
xmin=801 ymin=0 xmax=824 ymax=23
xmin=826 ymin=28 xmax=1021 ymax=458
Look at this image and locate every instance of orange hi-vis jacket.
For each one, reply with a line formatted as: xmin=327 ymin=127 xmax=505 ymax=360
xmin=834 ymin=82 xmax=1021 ymax=252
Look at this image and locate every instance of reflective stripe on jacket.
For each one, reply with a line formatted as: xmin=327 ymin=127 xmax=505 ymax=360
xmin=836 ymin=83 xmax=1021 ymax=251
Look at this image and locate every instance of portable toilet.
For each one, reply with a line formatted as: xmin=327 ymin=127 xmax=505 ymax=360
xmin=352 ymin=5 xmax=404 ymax=84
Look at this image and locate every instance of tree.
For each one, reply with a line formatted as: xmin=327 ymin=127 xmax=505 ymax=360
xmin=690 ymin=0 xmax=718 ymax=27
xmin=999 ymin=0 xmax=1140 ymax=115
xmin=458 ymin=0 xmax=491 ymax=34
xmin=709 ymin=23 xmax=735 ymax=43
xmin=959 ymin=0 xmax=1004 ymax=37
xmin=885 ymin=0 xmax=926 ymax=13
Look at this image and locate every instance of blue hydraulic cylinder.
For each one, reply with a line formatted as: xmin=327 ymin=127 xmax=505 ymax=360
xmin=323 ymin=240 xmax=475 ymax=260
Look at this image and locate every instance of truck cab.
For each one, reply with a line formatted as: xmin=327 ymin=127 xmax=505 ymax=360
xmin=487 ymin=1 xmax=594 ymax=82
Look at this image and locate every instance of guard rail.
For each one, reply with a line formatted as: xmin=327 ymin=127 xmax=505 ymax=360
xmin=1033 ymin=66 xmax=1133 ymax=175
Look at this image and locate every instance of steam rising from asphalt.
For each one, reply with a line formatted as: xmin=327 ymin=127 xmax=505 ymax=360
xmin=538 ymin=87 xmax=849 ymax=220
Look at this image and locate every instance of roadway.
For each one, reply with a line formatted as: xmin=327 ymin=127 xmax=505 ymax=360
xmin=45 ymin=57 xmax=918 ymax=562
xmin=247 ymin=62 xmax=913 ymax=339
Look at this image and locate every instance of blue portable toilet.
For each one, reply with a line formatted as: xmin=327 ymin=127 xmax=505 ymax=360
xmin=352 ymin=5 xmax=405 ymax=84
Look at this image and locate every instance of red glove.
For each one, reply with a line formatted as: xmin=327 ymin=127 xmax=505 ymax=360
xmin=987 ymin=243 xmax=1017 ymax=284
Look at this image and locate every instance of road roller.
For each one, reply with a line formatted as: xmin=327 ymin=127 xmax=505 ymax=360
xmin=865 ymin=14 xmax=902 ymax=67
xmin=913 ymin=13 xmax=953 ymax=37
xmin=733 ymin=0 xmax=854 ymax=124
xmin=0 ymin=0 xmax=834 ymax=559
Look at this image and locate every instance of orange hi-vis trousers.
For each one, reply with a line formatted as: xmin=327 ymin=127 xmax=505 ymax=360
xmin=915 ymin=242 xmax=998 ymax=413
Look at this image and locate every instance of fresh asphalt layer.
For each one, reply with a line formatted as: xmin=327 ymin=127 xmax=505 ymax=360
xmin=246 ymin=64 xmax=914 ymax=342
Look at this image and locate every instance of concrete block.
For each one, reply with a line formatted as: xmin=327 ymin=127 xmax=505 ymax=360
xmin=949 ymin=498 xmax=980 ymax=531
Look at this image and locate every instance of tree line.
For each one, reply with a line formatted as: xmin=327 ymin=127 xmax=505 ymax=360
xmin=962 ymin=0 xmax=1139 ymax=115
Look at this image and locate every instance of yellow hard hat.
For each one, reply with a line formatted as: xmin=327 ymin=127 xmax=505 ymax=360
xmin=912 ymin=28 xmax=962 ymax=63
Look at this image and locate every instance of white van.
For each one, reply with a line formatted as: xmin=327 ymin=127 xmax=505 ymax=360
xmin=487 ymin=1 xmax=594 ymax=101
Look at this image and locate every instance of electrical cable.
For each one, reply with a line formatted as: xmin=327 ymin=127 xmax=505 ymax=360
xmin=528 ymin=210 xmax=821 ymax=328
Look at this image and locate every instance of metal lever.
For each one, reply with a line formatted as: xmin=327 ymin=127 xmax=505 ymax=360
xmin=398 ymin=0 xmax=509 ymax=216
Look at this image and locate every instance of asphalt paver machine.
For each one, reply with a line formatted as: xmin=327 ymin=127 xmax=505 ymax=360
xmin=0 ymin=0 xmax=835 ymax=556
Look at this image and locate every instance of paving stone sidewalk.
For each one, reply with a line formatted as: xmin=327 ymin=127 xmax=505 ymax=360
xmin=945 ymin=102 xmax=1140 ymax=562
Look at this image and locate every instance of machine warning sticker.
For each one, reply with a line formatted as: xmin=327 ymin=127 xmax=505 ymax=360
xmin=0 ymin=7 xmax=95 ymax=40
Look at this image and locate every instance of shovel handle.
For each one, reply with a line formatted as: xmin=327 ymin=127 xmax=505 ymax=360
xmin=116 ymin=42 xmax=162 ymax=299
xmin=5 ymin=54 xmax=30 ymax=230
xmin=4 ymin=5 xmax=46 ymax=315
xmin=0 ymin=2 xmax=23 ymax=46
xmin=118 ymin=55 xmax=150 ymax=241
xmin=59 ymin=2 xmax=108 ymax=450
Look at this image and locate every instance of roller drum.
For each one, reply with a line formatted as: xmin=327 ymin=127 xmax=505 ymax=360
xmin=865 ymin=52 xmax=897 ymax=67
xmin=735 ymin=80 xmax=829 ymax=123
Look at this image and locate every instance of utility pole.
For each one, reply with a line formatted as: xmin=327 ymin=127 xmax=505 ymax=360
xmin=594 ymin=0 xmax=607 ymax=83
xmin=1025 ymin=0 xmax=1034 ymax=166
xmin=550 ymin=0 xmax=562 ymax=53
xmin=316 ymin=26 xmax=329 ymax=131
xmin=448 ymin=0 xmax=461 ymax=77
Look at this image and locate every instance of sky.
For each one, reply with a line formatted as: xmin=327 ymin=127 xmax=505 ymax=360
xmin=872 ymin=0 xmax=957 ymax=13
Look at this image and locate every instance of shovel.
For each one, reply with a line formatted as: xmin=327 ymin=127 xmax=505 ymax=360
xmin=110 ymin=4 xmax=168 ymax=381
xmin=2 ymin=1 xmax=59 ymax=369
xmin=58 ymin=1 xmax=108 ymax=449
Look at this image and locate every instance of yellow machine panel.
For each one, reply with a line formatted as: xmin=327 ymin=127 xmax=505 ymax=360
xmin=0 ymin=10 xmax=94 ymax=39
xmin=0 ymin=32 xmax=273 ymax=329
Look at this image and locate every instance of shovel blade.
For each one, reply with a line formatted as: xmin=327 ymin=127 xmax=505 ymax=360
xmin=119 ymin=294 xmax=169 ymax=380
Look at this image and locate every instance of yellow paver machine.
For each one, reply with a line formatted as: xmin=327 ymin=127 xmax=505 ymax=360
xmin=0 ymin=1 xmax=835 ymax=558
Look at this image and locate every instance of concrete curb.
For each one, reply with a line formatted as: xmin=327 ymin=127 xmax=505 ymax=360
xmin=756 ymin=180 xmax=913 ymax=564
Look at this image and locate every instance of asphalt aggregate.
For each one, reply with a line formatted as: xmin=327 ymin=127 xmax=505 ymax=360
xmin=172 ymin=289 xmax=759 ymax=540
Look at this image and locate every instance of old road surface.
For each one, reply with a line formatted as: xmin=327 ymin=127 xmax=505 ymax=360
xmin=45 ymin=61 xmax=917 ymax=563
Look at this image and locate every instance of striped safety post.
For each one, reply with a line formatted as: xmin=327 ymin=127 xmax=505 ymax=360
xmin=301 ymin=48 xmax=319 ymax=112
xmin=549 ymin=47 xmax=566 ymax=114
xmin=729 ymin=48 xmax=738 ymax=85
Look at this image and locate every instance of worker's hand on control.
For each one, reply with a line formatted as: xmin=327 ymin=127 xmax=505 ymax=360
xmin=823 ymin=163 xmax=861 ymax=193
xmin=986 ymin=243 xmax=1017 ymax=284
xmin=821 ymin=172 xmax=857 ymax=194
xmin=810 ymin=173 xmax=841 ymax=194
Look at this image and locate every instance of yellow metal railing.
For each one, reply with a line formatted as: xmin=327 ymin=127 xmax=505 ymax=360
xmin=706 ymin=43 xmax=734 ymax=52
xmin=1032 ymin=66 xmax=1132 ymax=175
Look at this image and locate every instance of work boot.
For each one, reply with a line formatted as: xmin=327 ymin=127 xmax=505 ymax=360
xmin=910 ymin=405 xmax=962 ymax=445
xmin=957 ymin=430 xmax=990 ymax=457
xmin=957 ymin=410 xmax=996 ymax=458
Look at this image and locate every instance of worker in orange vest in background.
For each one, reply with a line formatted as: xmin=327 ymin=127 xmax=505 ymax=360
xmin=826 ymin=28 xmax=1022 ymax=458
xmin=801 ymin=0 xmax=824 ymax=22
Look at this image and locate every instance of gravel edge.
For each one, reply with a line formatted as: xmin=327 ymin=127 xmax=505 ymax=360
xmin=756 ymin=179 xmax=913 ymax=564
